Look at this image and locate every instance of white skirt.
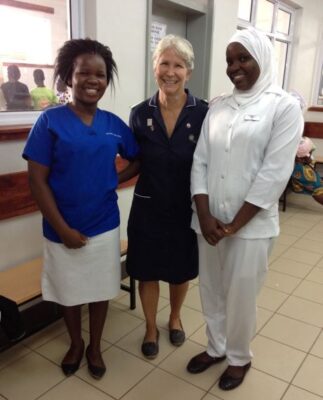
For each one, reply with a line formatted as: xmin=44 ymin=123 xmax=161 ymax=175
xmin=42 ymin=227 xmax=121 ymax=306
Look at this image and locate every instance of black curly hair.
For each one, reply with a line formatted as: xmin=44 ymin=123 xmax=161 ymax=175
xmin=53 ymin=38 xmax=118 ymax=90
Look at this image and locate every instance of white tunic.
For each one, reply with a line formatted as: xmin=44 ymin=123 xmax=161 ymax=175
xmin=191 ymin=86 xmax=304 ymax=238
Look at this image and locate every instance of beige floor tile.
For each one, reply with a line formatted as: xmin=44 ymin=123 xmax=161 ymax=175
xmin=293 ymin=239 xmax=323 ymax=255
xmin=83 ymin=305 xmax=143 ymax=344
xmin=159 ymin=281 xmax=171 ymax=299
xmin=115 ymin=325 xmax=176 ymax=365
xmin=251 ymin=336 xmax=306 ymax=382
xmin=76 ymin=346 xmax=154 ymax=399
xmin=0 ymin=352 xmax=64 ymax=400
xmin=157 ymin=305 xmax=205 ymax=337
xmin=278 ymin=296 xmax=323 ymax=326
xmin=292 ymin=210 xmax=323 ymax=222
xmin=276 ymin=233 xmax=299 ymax=246
xmin=310 ymin=330 xmax=323 ymax=358
xmin=210 ymin=367 xmax=288 ymax=400
xmin=270 ymin=243 xmax=289 ymax=259
xmin=159 ymin=340 xmax=227 ymax=391
xmin=0 ymin=343 xmax=31 ymax=371
xmin=22 ymin=318 xmax=66 ymax=349
xmin=256 ymin=307 xmax=273 ymax=333
xmin=282 ymin=385 xmax=323 ymax=400
xmin=316 ymin=256 xmax=323 ymax=269
xmin=189 ymin=324 xmax=208 ymax=346
xmin=112 ymin=291 xmax=169 ymax=320
xmin=38 ymin=376 xmax=114 ymax=399
xmin=264 ymin=270 xmax=301 ymax=294
xmin=293 ymin=355 xmax=323 ymax=397
xmin=269 ymin=257 xmax=313 ymax=278
xmin=281 ymin=247 xmax=322 ymax=266
xmin=257 ymin=287 xmax=288 ymax=311
xmin=280 ymin=224 xmax=310 ymax=237
xmin=202 ymin=394 xmax=222 ymax=400
xmin=183 ymin=285 xmax=202 ymax=312
xmin=283 ymin=217 xmax=318 ymax=229
xmin=294 ymin=280 xmax=323 ymax=304
xmin=259 ymin=314 xmax=320 ymax=352
xmin=306 ymin=268 xmax=323 ymax=284
xmin=121 ymin=368 xmax=206 ymax=400
xmin=36 ymin=331 xmax=110 ymax=366
xmin=303 ymin=230 xmax=323 ymax=243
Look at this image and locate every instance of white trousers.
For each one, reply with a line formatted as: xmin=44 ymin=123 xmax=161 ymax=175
xmin=198 ymin=234 xmax=273 ymax=366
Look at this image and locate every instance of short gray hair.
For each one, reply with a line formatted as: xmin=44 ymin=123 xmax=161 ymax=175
xmin=153 ymin=34 xmax=195 ymax=71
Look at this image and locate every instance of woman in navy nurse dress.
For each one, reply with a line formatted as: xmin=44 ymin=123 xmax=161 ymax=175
xmin=126 ymin=34 xmax=208 ymax=359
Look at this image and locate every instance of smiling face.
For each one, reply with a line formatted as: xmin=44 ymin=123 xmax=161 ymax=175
xmin=70 ymin=53 xmax=108 ymax=107
xmin=154 ymin=48 xmax=191 ymax=97
xmin=226 ymin=42 xmax=260 ymax=91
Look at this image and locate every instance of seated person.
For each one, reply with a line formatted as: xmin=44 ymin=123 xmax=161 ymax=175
xmin=56 ymin=77 xmax=71 ymax=105
xmin=1 ymin=64 xmax=31 ymax=110
xmin=31 ymin=69 xmax=58 ymax=110
xmin=291 ymin=136 xmax=323 ymax=205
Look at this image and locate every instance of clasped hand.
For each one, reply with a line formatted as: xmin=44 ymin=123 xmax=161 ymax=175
xmin=60 ymin=227 xmax=88 ymax=249
xmin=200 ymin=214 xmax=236 ymax=246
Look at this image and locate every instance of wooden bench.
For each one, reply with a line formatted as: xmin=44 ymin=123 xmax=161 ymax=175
xmin=0 ymin=240 xmax=135 ymax=309
xmin=0 ymin=239 xmax=136 ymax=348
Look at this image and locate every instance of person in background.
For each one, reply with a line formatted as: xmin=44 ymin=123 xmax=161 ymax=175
xmin=56 ymin=76 xmax=72 ymax=105
xmin=125 ymin=34 xmax=208 ymax=359
xmin=187 ymin=27 xmax=303 ymax=390
xmin=30 ymin=69 xmax=58 ymax=110
xmin=1 ymin=64 xmax=31 ymax=110
xmin=22 ymin=38 xmax=138 ymax=379
xmin=291 ymin=136 xmax=323 ymax=205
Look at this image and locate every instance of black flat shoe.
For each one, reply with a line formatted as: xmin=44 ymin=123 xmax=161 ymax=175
xmin=86 ymin=346 xmax=106 ymax=379
xmin=219 ymin=362 xmax=251 ymax=391
xmin=187 ymin=351 xmax=226 ymax=374
xmin=61 ymin=340 xmax=85 ymax=377
xmin=169 ymin=320 xmax=185 ymax=346
xmin=141 ymin=329 xmax=159 ymax=359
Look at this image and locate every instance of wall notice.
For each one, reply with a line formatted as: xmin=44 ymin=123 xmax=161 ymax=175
xmin=151 ymin=21 xmax=167 ymax=52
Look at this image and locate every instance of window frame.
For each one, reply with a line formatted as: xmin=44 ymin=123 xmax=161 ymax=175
xmin=311 ymin=30 xmax=323 ymax=108
xmin=0 ymin=0 xmax=85 ymax=126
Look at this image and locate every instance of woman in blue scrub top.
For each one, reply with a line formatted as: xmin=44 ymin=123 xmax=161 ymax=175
xmin=126 ymin=35 xmax=208 ymax=359
xmin=23 ymin=39 xmax=138 ymax=379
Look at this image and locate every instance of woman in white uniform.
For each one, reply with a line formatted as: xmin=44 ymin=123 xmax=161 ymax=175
xmin=187 ymin=28 xmax=303 ymax=390
xmin=23 ymin=39 xmax=138 ymax=379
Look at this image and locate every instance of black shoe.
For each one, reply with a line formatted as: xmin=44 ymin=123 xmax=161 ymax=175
xmin=169 ymin=320 xmax=185 ymax=346
xmin=61 ymin=340 xmax=84 ymax=377
xmin=187 ymin=351 xmax=226 ymax=374
xmin=86 ymin=345 xmax=106 ymax=379
xmin=219 ymin=362 xmax=251 ymax=391
xmin=141 ymin=329 xmax=159 ymax=359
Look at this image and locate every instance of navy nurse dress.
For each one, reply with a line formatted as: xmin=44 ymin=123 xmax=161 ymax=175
xmin=126 ymin=90 xmax=208 ymax=284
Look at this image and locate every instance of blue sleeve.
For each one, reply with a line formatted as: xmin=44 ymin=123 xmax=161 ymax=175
xmin=22 ymin=112 xmax=54 ymax=167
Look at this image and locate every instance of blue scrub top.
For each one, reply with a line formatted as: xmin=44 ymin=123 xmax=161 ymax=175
xmin=23 ymin=105 xmax=138 ymax=242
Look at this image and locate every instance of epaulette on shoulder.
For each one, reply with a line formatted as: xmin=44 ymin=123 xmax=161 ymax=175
xmin=208 ymin=94 xmax=228 ymax=108
xmin=200 ymin=98 xmax=208 ymax=105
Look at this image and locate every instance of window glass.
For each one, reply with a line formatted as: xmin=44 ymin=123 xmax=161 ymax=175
xmin=317 ymin=64 xmax=323 ymax=106
xmin=238 ymin=0 xmax=252 ymax=22
xmin=0 ymin=0 xmax=70 ymax=112
xmin=277 ymin=8 xmax=291 ymax=35
xmin=274 ymin=40 xmax=288 ymax=88
xmin=255 ymin=0 xmax=274 ymax=32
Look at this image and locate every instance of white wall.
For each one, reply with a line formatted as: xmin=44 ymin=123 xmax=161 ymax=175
xmin=1 ymin=0 xmax=323 ymax=270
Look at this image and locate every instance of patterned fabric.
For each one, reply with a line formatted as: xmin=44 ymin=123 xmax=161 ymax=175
xmin=292 ymin=162 xmax=323 ymax=197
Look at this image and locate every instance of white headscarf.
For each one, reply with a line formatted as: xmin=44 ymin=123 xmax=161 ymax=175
xmin=228 ymin=27 xmax=277 ymax=106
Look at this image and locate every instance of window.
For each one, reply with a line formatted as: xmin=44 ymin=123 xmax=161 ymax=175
xmin=237 ymin=0 xmax=295 ymax=89
xmin=0 ymin=0 xmax=84 ymax=124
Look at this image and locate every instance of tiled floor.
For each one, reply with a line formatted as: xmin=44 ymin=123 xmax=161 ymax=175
xmin=1 ymin=199 xmax=323 ymax=399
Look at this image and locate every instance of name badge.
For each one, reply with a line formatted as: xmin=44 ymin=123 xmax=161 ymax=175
xmin=244 ymin=114 xmax=260 ymax=121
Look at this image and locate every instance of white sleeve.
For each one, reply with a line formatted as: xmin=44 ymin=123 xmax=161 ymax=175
xmin=245 ymin=96 xmax=304 ymax=210
xmin=190 ymin=111 xmax=210 ymax=197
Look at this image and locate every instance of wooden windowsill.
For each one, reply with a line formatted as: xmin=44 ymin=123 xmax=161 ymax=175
xmin=308 ymin=106 xmax=323 ymax=112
